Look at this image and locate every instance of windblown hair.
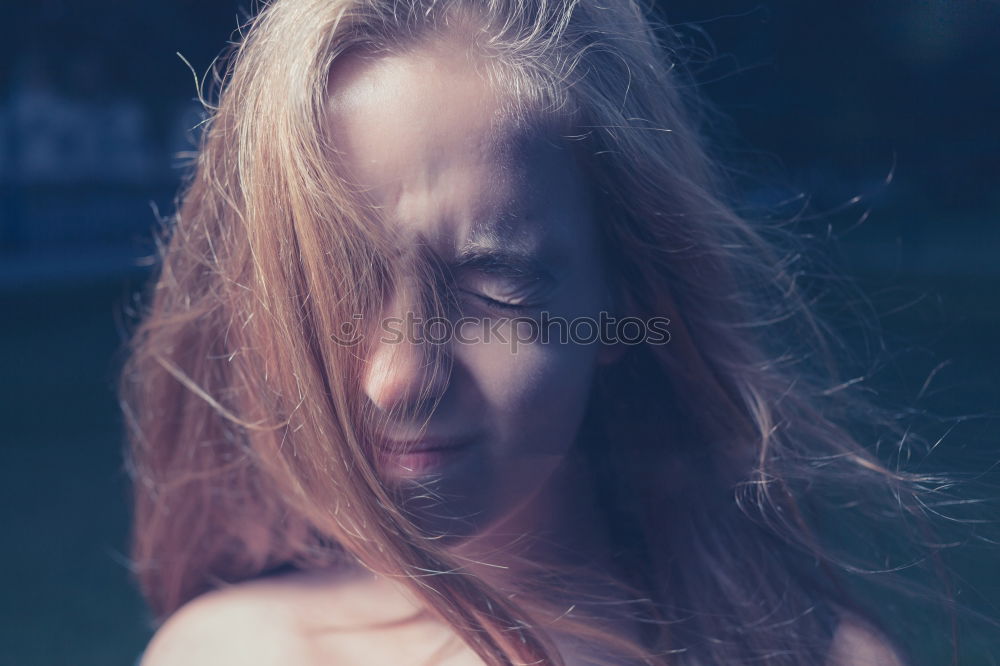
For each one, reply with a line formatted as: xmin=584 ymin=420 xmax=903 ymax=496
xmin=120 ymin=0 xmax=982 ymax=664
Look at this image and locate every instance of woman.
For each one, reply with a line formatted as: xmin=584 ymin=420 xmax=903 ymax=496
xmin=122 ymin=0 xmax=962 ymax=663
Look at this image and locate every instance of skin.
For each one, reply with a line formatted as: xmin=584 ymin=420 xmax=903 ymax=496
xmin=140 ymin=41 xmax=907 ymax=666
xmin=326 ymin=42 xmax=621 ymax=554
xmin=141 ymin=576 xmax=905 ymax=666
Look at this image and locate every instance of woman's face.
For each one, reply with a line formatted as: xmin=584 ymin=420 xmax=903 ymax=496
xmin=326 ymin=47 xmax=615 ymax=538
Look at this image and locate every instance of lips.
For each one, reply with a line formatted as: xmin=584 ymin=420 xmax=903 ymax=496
xmin=374 ymin=434 xmax=475 ymax=476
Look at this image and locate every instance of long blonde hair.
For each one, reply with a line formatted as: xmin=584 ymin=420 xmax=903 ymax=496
xmin=120 ymin=1 xmax=976 ymax=663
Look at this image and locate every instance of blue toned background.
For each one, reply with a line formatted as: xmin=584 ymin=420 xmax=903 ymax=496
xmin=1 ymin=1 xmax=998 ymax=664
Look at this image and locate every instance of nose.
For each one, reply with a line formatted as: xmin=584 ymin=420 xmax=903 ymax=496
xmin=361 ymin=286 xmax=451 ymax=418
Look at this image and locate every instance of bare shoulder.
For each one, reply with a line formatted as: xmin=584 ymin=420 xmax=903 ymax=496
xmin=139 ymin=567 xmax=431 ymax=666
xmin=139 ymin=577 xmax=319 ymax=666
xmin=825 ymin=609 xmax=908 ymax=666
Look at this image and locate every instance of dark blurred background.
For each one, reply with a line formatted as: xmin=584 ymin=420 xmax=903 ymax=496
xmin=1 ymin=1 xmax=998 ymax=664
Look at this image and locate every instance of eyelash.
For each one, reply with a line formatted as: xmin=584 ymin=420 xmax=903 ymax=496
xmin=461 ymin=290 xmax=535 ymax=314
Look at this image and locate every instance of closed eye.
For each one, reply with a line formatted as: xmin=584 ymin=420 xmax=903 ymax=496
xmin=450 ymin=260 xmax=553 ymax=313
xmin=460 ymin=289 xmax=538 ymax=313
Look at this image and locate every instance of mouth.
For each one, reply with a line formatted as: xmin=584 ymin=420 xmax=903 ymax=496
xmin=374 ymin=434 xmax=476 ymax=477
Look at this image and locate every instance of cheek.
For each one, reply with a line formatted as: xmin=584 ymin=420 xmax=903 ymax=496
xmin=456 ymin=328 xmax=601 ymax=455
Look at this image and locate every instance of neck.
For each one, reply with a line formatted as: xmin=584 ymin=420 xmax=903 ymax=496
xmin=455 ymin=439 xmax=612 ymax=566
xmin=450 ymin=434 xmax=652 ymax=663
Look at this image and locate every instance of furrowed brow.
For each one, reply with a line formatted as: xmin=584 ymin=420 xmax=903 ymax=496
xmin=452 ymin=244 xmax=554 ymax=282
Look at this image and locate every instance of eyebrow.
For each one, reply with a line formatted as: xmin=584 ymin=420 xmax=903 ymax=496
xmin=451 ymin=244 xmax=555 ymax=282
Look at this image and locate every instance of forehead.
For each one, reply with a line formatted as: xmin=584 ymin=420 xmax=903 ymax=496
xmin=325 ymin=49 xmax=591 ymax=261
